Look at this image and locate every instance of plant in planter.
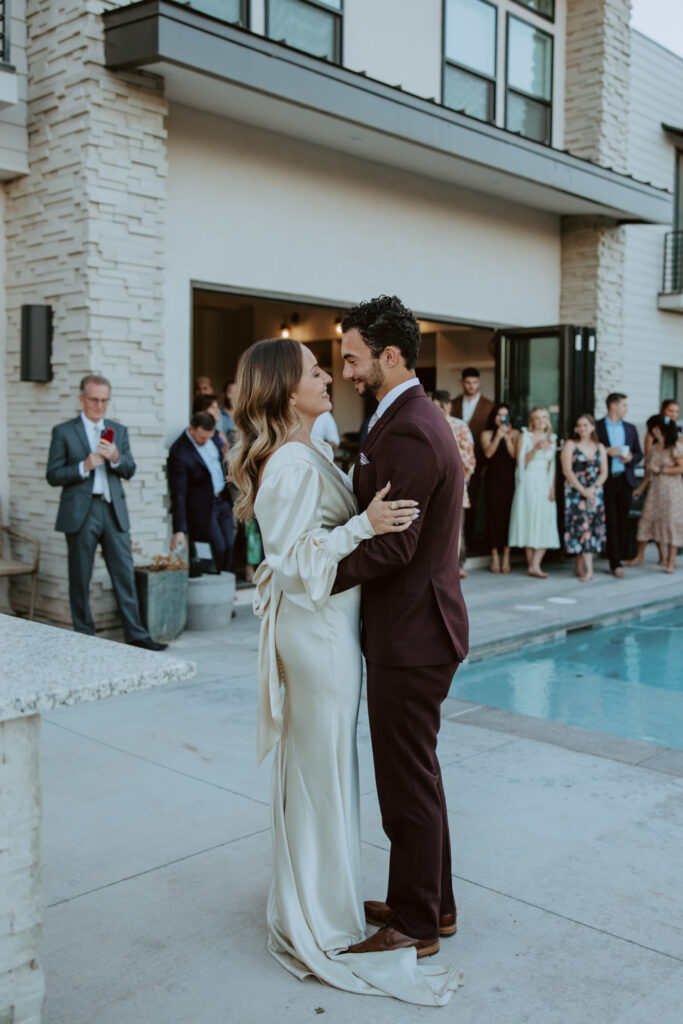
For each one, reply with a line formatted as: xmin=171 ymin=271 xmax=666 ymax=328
xmin=134 ymin=550 xmax=190 ymax=643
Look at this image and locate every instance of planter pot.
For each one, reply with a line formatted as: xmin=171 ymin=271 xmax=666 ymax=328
xmin=135 ymin=567 xmax=189 ymax=642
xmin=186 ymin=572 xmax=236 ymax=631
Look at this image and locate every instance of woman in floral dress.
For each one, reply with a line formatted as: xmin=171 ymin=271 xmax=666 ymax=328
xmin=627 ymin=416 xmax=683 ymax=573
xmin=561 ymin=414 xmax=608 ymax=582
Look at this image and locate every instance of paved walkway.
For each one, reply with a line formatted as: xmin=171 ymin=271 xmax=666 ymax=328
xmin=40 ymin=549 xmax=683 ymax=1023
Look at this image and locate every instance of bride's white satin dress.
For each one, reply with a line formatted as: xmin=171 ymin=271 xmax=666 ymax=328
xmin=252 ymin=440 xmax=463 ymax=1005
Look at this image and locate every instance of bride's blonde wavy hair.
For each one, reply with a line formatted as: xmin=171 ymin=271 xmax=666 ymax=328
xmin=229 ymin=338 xmax=303 ymax=520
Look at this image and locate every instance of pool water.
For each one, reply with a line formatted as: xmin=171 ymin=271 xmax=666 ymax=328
xmin=451 ymin=607 xmax=683 ymax=750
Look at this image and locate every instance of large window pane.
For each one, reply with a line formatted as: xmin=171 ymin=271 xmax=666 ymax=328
xmin=508 ymin=16 xmax=552 ymax=100
xmin=507 ymin=91 xmax=550 ymax=144
xmin=269 ymin=0 xmax=339 ymax=61
xmin=444 ymin=64 xmax=493 ymax=121
xmin=512 ymin=0 xmax=554 ymax=18
xmin=445 ymin=0 xmax=496 ymax=77
xmin=186 ymin=0 xmax=245 ymax=23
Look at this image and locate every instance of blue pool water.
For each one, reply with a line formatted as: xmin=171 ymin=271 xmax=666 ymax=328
xmin=451 ymin=607 xmax=683 ymax=749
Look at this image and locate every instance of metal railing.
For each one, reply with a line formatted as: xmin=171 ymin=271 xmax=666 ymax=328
xmin=0 ymin=0 xmax=9 ymax=64
xmin=662 ymin=230 xmax=683 ymax=295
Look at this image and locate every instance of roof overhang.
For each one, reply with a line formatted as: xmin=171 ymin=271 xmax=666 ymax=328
xmin=104 ymin=1 xmax=672 ymax=225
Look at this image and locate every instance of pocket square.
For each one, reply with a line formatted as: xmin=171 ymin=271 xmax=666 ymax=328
xmin=360 ymin=452 xmax=369 ymax=466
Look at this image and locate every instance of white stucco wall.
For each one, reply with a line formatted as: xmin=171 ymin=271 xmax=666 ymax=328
xmin=163 ymin=104 xmax=561 ymax=442
xmin=621 ymin=32 xmax=683 ymax=428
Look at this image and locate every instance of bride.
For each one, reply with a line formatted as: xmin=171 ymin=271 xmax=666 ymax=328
xmin=229 ymin=338 xmax=463 ymax=1005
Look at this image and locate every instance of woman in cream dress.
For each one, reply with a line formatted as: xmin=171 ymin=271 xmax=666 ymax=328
xmin=230 ymin=338 xmax=463 ymax=1006
xmin=508 ymin=407 xmax=561 ymax=577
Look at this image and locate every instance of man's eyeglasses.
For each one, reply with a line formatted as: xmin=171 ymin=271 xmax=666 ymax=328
xmin=83 ymin=396 xmax=109 ymax=405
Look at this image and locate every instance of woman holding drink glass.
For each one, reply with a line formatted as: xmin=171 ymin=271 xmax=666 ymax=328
xmin=561 ymin=415 xmax=608 ymax=582
xmin=481 ymin=403 xmax=518 ymax=573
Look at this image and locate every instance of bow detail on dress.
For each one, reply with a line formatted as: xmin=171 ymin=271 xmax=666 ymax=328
xmin=253 ymin=560 xmax=284 ymax=764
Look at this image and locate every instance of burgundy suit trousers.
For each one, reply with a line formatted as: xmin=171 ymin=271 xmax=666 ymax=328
xmin=366 ymin=659 xmax=459 ymax=939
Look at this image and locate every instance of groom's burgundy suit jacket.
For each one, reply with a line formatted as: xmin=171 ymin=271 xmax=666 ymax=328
xmin=333 ymin=383 xmax=469 ymax=666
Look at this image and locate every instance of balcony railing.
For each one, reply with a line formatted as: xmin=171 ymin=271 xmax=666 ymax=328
xmin=0 ymin=0 xmax=8 ymax=64
xmin=662 ymin=231 xmax=683 ymax=295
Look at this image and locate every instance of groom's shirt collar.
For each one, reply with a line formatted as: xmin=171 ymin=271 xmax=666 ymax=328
xmin=374 ymin=377 xmax=420 ymax=421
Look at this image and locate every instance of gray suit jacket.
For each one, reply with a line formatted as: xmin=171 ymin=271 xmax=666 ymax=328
xmin=46 ymin=417 xmax=136 ymax=533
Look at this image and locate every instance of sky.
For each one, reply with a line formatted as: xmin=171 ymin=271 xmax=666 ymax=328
xmin=631 ymin=0 xmax=683 ymax=59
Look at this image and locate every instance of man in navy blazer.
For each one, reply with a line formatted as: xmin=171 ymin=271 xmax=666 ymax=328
xmin=167 ymin=411 xmax=234 ymax=572
xmin=333 ymin=295 xmax=468 ymax=960
xmin=46 ymin=375 xmax=165 ymax=649
xmin=595 ymin=392 xmax=643 ymax=577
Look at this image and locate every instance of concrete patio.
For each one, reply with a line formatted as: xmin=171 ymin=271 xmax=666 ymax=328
xmin=39 ymin=548 xmax=683 ymax=1023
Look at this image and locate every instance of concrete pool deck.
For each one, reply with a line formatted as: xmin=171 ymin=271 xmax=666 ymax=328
xmin=38 ymin=549 xmax=683 ymax=1023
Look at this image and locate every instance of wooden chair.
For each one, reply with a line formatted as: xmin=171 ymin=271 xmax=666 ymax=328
xmin=0 ymin=505 xmax=40 ymax=620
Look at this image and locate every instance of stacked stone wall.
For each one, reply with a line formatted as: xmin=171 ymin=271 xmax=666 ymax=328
xmin=564 ymin=0 xmax=632 ymax=173
xmin=562 ymin=1 xmax=631 ymax=408
xmin=4 ymin=1 xmax=168 ymax=625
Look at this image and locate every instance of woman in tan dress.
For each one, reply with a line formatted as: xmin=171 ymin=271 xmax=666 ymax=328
xmin=627 ymin=415 xmax=683 ymax=573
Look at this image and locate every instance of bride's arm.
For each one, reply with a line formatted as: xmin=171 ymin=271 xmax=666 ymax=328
xmin=256 ymin=459 xmax=376 ymax=611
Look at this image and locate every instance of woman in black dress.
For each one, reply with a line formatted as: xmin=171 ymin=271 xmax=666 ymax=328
xmin=481 ymin=403 xmax=518 ymax=573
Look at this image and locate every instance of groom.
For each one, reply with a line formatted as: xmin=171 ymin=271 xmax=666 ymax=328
xmin=333 ymin=295 xmax=469 ymax=958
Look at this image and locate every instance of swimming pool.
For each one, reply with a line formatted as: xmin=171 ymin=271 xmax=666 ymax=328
xmin=450 ymin=607 xmax=683 ymax=750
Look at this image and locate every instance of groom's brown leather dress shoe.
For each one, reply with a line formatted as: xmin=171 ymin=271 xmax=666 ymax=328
xmin=364 ymin=900 xmax=458 ymax=937
xmin=344 ymin=925 xmax=439 ymax=959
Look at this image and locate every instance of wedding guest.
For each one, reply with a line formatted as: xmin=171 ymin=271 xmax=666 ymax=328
xmin=432 ymin=390 xmax=475 ymax=578
xmin=219 ymin=381 xmax=238 ymax=445
xmin=311 ymin=409 xmax=341 ymax=450
xmin=193 ymin=375 xmax=215 ymax=398
xmin=451 ymin=367 xmax=494 ymax=550
xmin=644 ymin=398 xmax=680 ymax=462
xmin=481 ymin=403 xmax=518 ymax=574
xmin=595 ymin=393 xmax=642 ymax=578
xmin=192 ymin=394 xmax=229 ymax=453
xmin=626 ymin=415 xmax=683 ymax=574
xmin=508 ymin=407 xmax=560 ymax=578
xmin=561 ymin=414 xmax=607 ymax=582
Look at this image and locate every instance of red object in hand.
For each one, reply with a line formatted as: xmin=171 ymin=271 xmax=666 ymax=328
xmin=101 ymin=428 xmax=114 ymax=443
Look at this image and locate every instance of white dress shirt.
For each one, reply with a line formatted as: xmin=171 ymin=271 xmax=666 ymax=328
xmin=461 ymin=393 xmax=481 ymax=425
xmin=311 ymin=411 xmax=341 ymax=445
xmin=366 ymin=377 xmax=421 ymax=434
xmin=78 ymin=412 xmax=112 ymax=501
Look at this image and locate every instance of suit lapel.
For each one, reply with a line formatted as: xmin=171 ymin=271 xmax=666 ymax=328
xmin=361 ymin=384 xmax=426 ymax=459
xmin=183 ymin=433 xmax=211 ymax=477
xmin=74 ymin=415 xmax=93 ymax=459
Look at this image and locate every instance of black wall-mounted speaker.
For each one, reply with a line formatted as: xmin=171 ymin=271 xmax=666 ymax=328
xmin=21 ymin=305 xmax=53 ymax=382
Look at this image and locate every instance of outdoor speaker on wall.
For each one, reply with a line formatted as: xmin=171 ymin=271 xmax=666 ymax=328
xmin=21 ymin=304 xmax=53 ymax=382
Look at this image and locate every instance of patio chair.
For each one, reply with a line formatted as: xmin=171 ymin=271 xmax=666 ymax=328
xmin=0 ymin=504 xmax=40 ymax=620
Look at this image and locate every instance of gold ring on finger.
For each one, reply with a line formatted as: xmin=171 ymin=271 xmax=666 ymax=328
xmin=390 ymin=501 xmax=398 ymax=510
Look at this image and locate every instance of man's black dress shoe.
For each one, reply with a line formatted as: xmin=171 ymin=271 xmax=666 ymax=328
xmin=128 ymin=637 xmax=168 ymax=651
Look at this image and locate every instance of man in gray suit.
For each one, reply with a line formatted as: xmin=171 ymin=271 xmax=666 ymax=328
xmin=46 ymin=374 xmax=166 ymax=650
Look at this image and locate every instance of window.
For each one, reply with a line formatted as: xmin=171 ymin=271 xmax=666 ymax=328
xmin=267 ymin=0 xmax=342 ymax=63
xmin=676 ymin=150 xmax=683 ymax=232
xmin=512 ymin=0 xmax=554 ymax=20
xmin=443 ymin=0 xmax=497 ymax=123
xmin=660 ymin=367 xmax=683 ymax=407
xmin=184 ymin=0 xmax=248 ymax=27
xmin=0 ymin=0 xmax=9 ymax=64
xmin=506 ymin=14 xmax=553 ymax=144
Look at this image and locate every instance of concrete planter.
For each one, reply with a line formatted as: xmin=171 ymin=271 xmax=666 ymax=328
xmin=135 ymin=567 xmax=189 ymax=642
xmin=186 ymin=572 xmax=236 ymax=631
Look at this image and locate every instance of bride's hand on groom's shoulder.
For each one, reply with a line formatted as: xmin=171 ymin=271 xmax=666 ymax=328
xmin=367 ymin=481 xmax=420 ymax=535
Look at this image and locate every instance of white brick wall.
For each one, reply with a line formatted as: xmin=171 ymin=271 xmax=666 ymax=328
xmin=4 ymin=1 xmax=169 ymax=626
xmin=564 ymin=0 xmax=632 ymax=173
xmin=0 ymin=715 xmax=45 ymax=1024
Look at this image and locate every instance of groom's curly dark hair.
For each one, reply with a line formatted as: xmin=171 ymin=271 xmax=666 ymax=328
xmin=341 ymin=295 xmax=421 ymax=370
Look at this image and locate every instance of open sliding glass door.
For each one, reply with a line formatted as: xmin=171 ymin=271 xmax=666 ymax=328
xmin=495 ymin=325 xmax=596 ymax=441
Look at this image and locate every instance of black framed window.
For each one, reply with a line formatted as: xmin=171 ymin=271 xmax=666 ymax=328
xmin=511 ymin=0 xmax=554 ymax=21
xmin=506 ymin=14 xmax=553 ymax=145
xmin=266 ymin=0 xmax=343 ymax=64
xmin=443 ymin=0 xmax=497 ymax=123
xmin=660 ymin=367 xmax=683 ymax=406
xmin=184 ymin=0 xmax=249 ymax=27
xmin=676 ymin=150 xmax=683 ymax=232
xmin=0 ymin=0 xmax=9 ymax=64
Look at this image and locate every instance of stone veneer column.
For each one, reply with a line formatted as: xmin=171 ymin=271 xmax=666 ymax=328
xmin=3 ymin=1 xmax=168 ymax=626
xmin=561 ymin=0 xmax=631 ymax=409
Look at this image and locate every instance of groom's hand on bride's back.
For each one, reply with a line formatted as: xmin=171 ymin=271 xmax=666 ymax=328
xmin=367 ymin=481 xmax=420 ymax=535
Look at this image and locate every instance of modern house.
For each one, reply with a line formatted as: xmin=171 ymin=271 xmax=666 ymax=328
xmin=0 ymin=0 xmax=681 ymax=625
